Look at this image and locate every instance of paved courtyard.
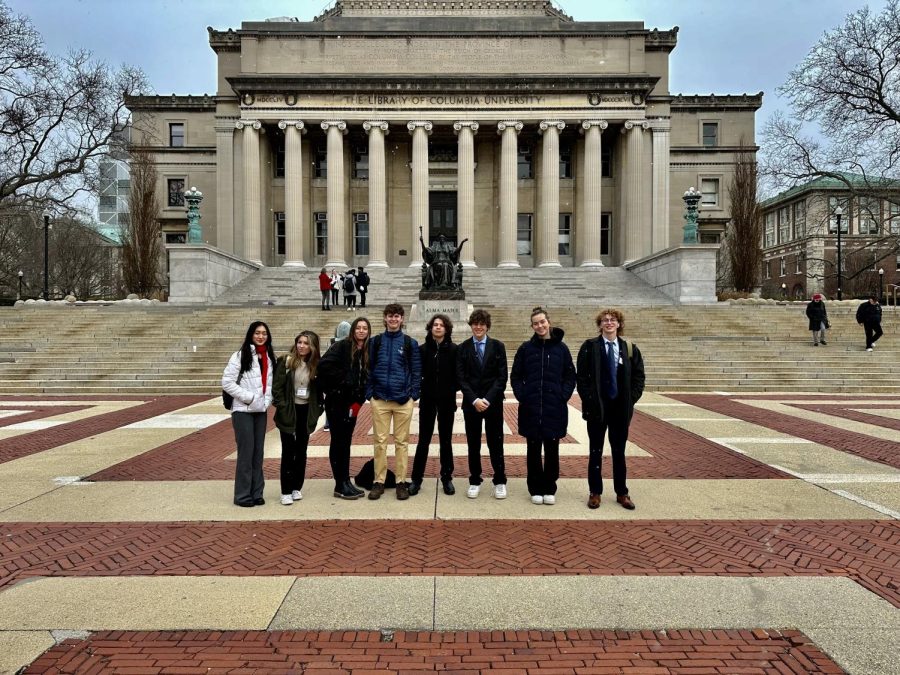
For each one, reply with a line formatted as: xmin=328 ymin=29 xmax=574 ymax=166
xmin=0 ymin=392 xmax=897 ymax=674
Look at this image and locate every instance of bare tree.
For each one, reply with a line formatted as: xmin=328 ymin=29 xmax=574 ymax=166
xmin=726 ymin=141 xmax=763 ymax=292
xmin=0 ymin=1 xmax=147 ymax=210
xmin=121 ymin=146 xmax=161 ymax=295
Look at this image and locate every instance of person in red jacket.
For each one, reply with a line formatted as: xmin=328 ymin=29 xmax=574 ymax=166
xmin=318 ymin=267 xmax=332 ymax=311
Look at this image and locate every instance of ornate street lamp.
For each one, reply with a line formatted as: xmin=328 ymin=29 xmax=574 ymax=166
xmin=184 ymin=186 xmax=203 ymax=243
xmin=42 ymin=211 xmax=50 ymax=300
xmin=879 ymin=267 xmax=885 ymax=303
xmin=781 ymin=282 xmax=787 ymax=298
xmin=834 ymin=205 xmax=843 ymax=301
xmin=682 ymin=187 xmax=701 ymax=243
xmin=17 ymin=270 xmax=23 ymax=300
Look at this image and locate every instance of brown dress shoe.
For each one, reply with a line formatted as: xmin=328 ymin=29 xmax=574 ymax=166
xmin=396 ymin=482 xmax=410 ymax=500
xmin=587 ymin=493 xmax=601 ymax=509
xmin=616 ymin=494 xmax=635 ymax=510
xmin=368 ymin=482 xmax=385 ymax=500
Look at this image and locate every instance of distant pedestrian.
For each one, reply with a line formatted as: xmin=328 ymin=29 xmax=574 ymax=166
xmin=318 ymin=267 xmax=332 ymax=310
xmin=357 ymin=266 xmax=370 ymax=308
xmin=856 ymin=294 xmax=883 ymax=352
xmin=805 ymin=293 xmax=829 ymax=346
xmin=329 ymin=269 xmax=341 ymax=306
xmin=343 ymin=269 xmax=357 ymax=309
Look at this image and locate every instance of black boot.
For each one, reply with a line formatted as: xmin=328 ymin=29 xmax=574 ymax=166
xmin=408 ymin=480 xmax=421 ymax=496
xmin=442 ymin=478 xmax=455 ymax=496
xmin=334 ymin=481 xmax=362 ymax=500
xmin=346 ymin=479 xmax=365 ymax=497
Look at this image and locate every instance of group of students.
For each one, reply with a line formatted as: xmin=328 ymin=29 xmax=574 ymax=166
xmin=805 ymin=292 xmax=885 ymax=351
xmin=221 ymin=303 xmax=645 ymax=510
xmin=317 ymin=267 xmax=370 ymax=311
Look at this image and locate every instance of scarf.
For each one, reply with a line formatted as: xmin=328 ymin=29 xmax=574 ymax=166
xmin=255 ymin=344 xmax=269 ymax=393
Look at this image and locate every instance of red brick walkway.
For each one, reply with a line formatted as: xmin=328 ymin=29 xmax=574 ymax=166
xmin=670 ymin=394 xmax=900 ymax=469
xmin=0 ymin=404 xmax=89 ymax=428
xmin=22 ymin=628 xmax=846 ymax=674
xmin=2 ymin=520 xmax=897 ymax=606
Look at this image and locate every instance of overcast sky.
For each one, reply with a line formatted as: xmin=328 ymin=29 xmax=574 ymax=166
xmin=10 ymin=0 xmax=885 ymax=127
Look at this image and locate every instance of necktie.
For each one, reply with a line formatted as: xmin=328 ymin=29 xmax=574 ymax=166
xmin=606 ymin=341 xmax=618 ymax=399
xmin=476 ymin=341 xmax=484 ymax=362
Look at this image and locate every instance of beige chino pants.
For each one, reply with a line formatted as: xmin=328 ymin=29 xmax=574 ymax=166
xmin=370 ymin=398 xmax=415 ymax=484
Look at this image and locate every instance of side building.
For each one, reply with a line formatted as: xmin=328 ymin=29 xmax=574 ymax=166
xmin=127 ymin=0 xmax=762 ymax=270
xmin=760 ymin=173 xmax=900 ymax=300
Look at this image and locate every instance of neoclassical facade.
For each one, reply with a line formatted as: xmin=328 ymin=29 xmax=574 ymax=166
xmin=128 ymin=0 xmax=762 ymax=269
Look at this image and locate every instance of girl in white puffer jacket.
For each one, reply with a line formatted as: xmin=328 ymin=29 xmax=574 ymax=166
xmin=222 ymin=321 xmax=275 ymax=506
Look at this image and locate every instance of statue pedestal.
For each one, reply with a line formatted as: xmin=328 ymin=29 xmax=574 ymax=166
xmin=409 ymin=298 xmax=471 ymax=329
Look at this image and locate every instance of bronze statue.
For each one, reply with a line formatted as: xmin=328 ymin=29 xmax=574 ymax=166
xmin=419 ymin=228 xmax=468 ymax=291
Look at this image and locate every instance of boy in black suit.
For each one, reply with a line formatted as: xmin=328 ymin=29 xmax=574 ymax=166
xmin=455 ymin=309 xmax=509 ymax=499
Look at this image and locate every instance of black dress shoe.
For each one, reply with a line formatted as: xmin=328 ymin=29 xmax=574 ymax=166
xmin=254 ymin=498 xmax=265 ymax=506
xmin=408 ymin=481 xmax=421 ymax=496
xmin=235 ymin=501 xmax=255 ymax=508
xmin=346 ymin=480 xmax=365 ymax=497
xmin=442 ymin=479 xmax=455 ymax=496
xmin=334 ymin=482 xmax=362 ymax=500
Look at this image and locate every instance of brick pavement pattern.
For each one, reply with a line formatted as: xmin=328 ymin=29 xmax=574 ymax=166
xmin=1 ymin=520 xmax=897 ymax=606
xmin=0 ymin=404 xmax=89 ymax=428
xmin=23 ymin=628 xmax=846 ymax=674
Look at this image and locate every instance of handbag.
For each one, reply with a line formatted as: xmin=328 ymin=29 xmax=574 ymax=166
xmin=222 ymin=370 xmax=244 ymax=410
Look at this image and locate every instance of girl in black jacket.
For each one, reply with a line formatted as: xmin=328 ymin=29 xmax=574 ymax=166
xmin=510 ymin=307 xmax=576 ymax=505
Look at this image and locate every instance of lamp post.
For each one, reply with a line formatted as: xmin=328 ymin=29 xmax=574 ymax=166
xmin=682 ymin=187 xmax=701 ymax=244
xmin=184 ymin=186 xmax=203 ymax=243
xmin=879 ymin=267 xmax=885 ymax=303
xmin=781 ymin=282 xmax=787 ymax=299
xmin=834 ymin=205 xmax=843 ymax=301
xmin=42 ymin=211 xmax=52 ymax=300
xmin=17 ymin=271 xmax=23 ymax=300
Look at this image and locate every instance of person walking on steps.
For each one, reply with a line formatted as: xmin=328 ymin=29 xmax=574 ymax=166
xmin=856 ymin=294 xmax=883 ymax=352
xmin=806 ymin=293 xmax=829 ymax=346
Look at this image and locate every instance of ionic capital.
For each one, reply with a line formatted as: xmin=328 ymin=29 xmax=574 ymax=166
xmin=407 ymin=120 xmax=433 ymax=135
xmin=453 ymin=121 xmax=480 ymax=135
xmin=497 ymin=120 xmax=524 ymax=135
xmin=580 ymin=119 xmax=609 ymax=133
xmin=623 ymin=120 xmax=650 ymax=132
xmin=363 ymin=120 xmax=390 ymax=134
xmin=648 ymin=117 xmax=672 ymax=132
xmin=321 ymin=120 xmax=348 ymax=134
xmin=235 ymin=119 xmax=262 ymax=131
xmin=277 ymin=120 xmax=306 ymax=133
xmin=539 ymin=120 xmax=566 ymax=134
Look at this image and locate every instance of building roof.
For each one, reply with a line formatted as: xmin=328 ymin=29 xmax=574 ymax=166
xmin=760 ymin=172 xmax=900 ymax=209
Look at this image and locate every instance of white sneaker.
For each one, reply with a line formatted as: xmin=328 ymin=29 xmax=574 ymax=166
xmin=291 ymin=490 xmax=302 ymax=501
xmin=867 ymin=347 xmax=874 ymax=352
xmin=543 ymin=495 xmax=556 ymax=505
xmin=280 ymin=494 xmax=293 ymax=505
xmin=493 ymin=484 xmax=507 ymax=499
xmin=466 ymin=484 xmax=481 ymax=499
xmin=531 ymin=495 xmax=544 ymax=505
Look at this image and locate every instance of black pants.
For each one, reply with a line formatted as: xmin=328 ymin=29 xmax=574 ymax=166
xmin=347 ymin=295 xmax=356 ymax=307
xmin=463 ymin=402 xmax=506 ymax=485
xmin=864 ymin=321 xmax=883 ymax=348
xmin=330 ymin=289 xmax=339 ymax=305
xmin=526 ymin=437 xmax=560 ymax=496
xmin=359 ymin=290 xmax=367 ymax=307
xmin=232 ymin=411 xmax=267 ymax=505
xmin=279 ymin=403 xmax=310 ymax=494
xmin=328 ymin=406 xmax=357 ymax=489
xmin=586 ymin=399 xmax=631 ymax=497
xmin=321 ymin=289 xmax=330 ymax=309
xmin=411 ymin=401 xmax=456 ymax=484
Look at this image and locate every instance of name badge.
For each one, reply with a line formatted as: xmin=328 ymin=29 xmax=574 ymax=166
xmin=618 ymin=356 xmax=623 ymax=365
xmin=296 ymin=387 xmax=309 ymax=398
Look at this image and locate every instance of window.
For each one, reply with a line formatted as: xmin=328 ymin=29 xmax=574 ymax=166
xmin=828 ymin=197 xmax=850 ymax=233
xmin=764 ymin=212 xmax=775 ymax=247
xmin=558 ymin=213 xmax=572 ymax=255
xmin=430 ymin=144 xmax=457 ymax=162
xmin=793 ymin=200 xmax=806 ymax=238
xmin=167 ymin=178 xmax=185 ymax=207
xmin=702 ymin=122 xmax=718 ymax=147
xmin=273 ymin=134 xmax=285 ymax=178
xmin=601 ymin=144 xmax=613 ymax=178
xmin=795 ymin=253 xmax=803 ymax=274
xmin=896 ymin=253 xmax=900 ymax=271
xmin=765 ymin=260 xmax=771 ymax=279
xmin=516 ymin=213 xmax=532 ymax=255
xmin=858 ymin=197 xmax=879 ymax=234
xmin=889 ymin=201 xmax=900 ymax=234
xmin=314 ymin=147 xmax=327 ymax=179
xmin=778 ymin=206 xmax=791 ymax=243
xmin=559 ymin=144 xmax=573 ymax=179
xmin=99 ymin=196 xmax=116 ymax=208
xmin=169 ymin=123 xmax=184 ymax=147
xmin=601 ymin=213 xmax=611 ymax=255
xmin=700 ymin=178 xmax=719 ymax=207
xmin=517 ymin=146 xmax=533 ymax=179
xmin=274 ymin=212 xmax=285 ymax=255
xmin=352 ymin=145 xmax=368 ymax=179
xmin=165 ymin=233 xmax=186 ymax=244
xmin=354 ymin=212 xmax=369 ymax=255
xmin=315 ymin=213 xmax=327 ymax=255
xmin=780 ymin=257 xmax=786 ymax=276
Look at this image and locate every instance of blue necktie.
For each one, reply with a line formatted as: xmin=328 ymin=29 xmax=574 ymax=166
xmin=476 ymin=341 xmax=484 ymax=363
xmin=605 ymin=341 xmax=618 ymax=399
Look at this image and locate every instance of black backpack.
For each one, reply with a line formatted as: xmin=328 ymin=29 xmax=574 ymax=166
xmin=343 ymin=275 xmax=355 ymax=293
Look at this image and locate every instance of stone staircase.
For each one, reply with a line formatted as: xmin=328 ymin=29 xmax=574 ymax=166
xmin=0 ymin=304 xmax=897 ymax=394
xmin=211 ymin=266 xmax=675 ymax=307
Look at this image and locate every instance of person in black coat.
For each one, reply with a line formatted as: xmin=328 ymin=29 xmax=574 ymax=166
xmin=409 ymin=314 xmax=459 ymax=497
xmin=856 ymin=294 xmax=883 ymax=351
xmin=455 ymin=308 xmax=509 ymax=499
xmin=805 ymin=293 xmax=828 ymax=346
xmin=356 ymin=266 xmax=370 ymax=308
xmin=576 ymin=308 xmax=645 ymax=511
xmin=511 ymin=307 xmax=576 ymax=505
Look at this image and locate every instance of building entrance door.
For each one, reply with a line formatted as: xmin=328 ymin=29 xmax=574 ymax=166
xmin=428 ymin=191 xmax=457 ymax=244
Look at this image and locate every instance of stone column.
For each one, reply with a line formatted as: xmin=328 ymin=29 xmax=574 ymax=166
xmin=622 ymin=120 xmax=649 ymax=263
xmin=278 ymin=120 xmax=306 ymax=268
xmin=321 ymin=120 xmax=348 ymax=268
xmin=363 ymin=120 xmax=389 ymax=268
xmin=579 ymin=119 xmax=608 ymax=267
xmin=497 ymin=121 xmax=523 ymax=268
xmin=408 ymin=121 xmax=432 ymax=266
xmin=236 ymin=119 xmax=262 ymax=264
xmin=454 ymin=121 xmax=479 ymax=267
xmin=650 ymin=118 xmax=672 ymax=253
xmin=215 ymin=122 xmax=235 ymax=253
xmin=538 ymin=120 xmax=565 ymax=267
